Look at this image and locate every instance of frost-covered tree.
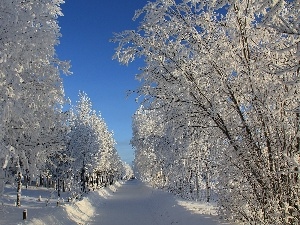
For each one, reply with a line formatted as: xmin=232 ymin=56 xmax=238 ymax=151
xmin=66 ymin=92 xmax=100 ymax=193
xmin=122 ymin=162 xmax=134 ymax=180
xmin=131 ymin=107 xmax=161 ymax=184
xmin=113 ymin=0 xmax=300 ymax=224
xmin=95 ymin=117 xmax=123 ymax=186
xmin=66 ymin=92 xmax=125 ymax=194
xmin=132 ymin=105 xmax=216 ymax=201
xmin=0 ymin=0 xmax=70 ymax=206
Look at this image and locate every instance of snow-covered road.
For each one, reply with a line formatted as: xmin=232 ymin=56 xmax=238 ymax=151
xmin=1 ymin=180 xmax=235 ymax=225
xmin=90 ymin=179 xmax=231 ymax=225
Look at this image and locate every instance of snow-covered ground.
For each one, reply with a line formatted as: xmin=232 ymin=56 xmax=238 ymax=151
xmin=0 ymin=180 xmax=236 ymax=225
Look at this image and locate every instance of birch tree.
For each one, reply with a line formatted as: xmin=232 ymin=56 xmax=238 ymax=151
xmin=67 ymin=92 xmax=99 ymax=193
xmin=0 ymin=0 xmax=70 ymax=206
xmin=113 ymin=0 xmax=300 ymax=224
xmin=66 ymin=92 xmax=125 ymax=193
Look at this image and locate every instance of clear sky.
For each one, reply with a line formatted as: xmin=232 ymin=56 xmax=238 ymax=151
xmin=56 ymin=1 xmax=148 ymax=164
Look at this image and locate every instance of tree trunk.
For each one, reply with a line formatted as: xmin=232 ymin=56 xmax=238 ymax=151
xmin=81 ymin=167 xmax=85 ymax=193
xmin=16 ymin=172 xmax=22 ymax=207
xmin=57 ymin=178 xmax=60 ymax=197
xmin=205 ymin=163 xmax=210 ymax=203
xmin=63 ymin=179 xmax=66 ymax=192
xmin=39 ymin=173 xmax=42 ymax=187
xmin=195 ymin=167 xmax=199 ymax=201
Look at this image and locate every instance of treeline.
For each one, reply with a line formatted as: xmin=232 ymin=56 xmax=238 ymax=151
xmin=113 ymin=1 xmax=300 ymax=225
xmin=51 ymin=91 xmax=132 ymax=198
xmin=0 ymin=0 xmax=131 ymax=206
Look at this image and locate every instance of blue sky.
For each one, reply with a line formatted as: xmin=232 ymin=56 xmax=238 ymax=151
xmin=56 ymin=1 xmax=148 ymax=164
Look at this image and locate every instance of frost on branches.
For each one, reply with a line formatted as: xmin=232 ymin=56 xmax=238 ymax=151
xmin=113 ymin=0 xmax=300 ymax=224
xmin=0 ymin=0 xmax=70 ymax=206
xmin=0 ymin=0 xmax=131 ymax=207
xmin=66 ymin=92 xmax=126 ymax=195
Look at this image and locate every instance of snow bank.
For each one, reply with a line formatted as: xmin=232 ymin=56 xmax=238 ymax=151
xmin=177 ymin=199 xmax=218 ymax=215
xmin=0 ymin=181 xmax=124 ymax=225
xmin=64 ymin=196 xmax=96 ymax=225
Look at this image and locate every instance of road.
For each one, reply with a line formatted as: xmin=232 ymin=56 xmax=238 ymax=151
xmin=89 ymin=179 xmax=231 ymax=225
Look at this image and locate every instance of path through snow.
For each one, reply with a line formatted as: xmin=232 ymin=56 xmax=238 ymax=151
xmin=1 ymin=180 xmax=235 ymax=225
xmin=90 ymin=179 xmax=232 ymax=225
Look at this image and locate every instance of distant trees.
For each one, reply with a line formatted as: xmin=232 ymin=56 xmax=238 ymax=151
xmin=65 ymin=92 xmax=126 ymax=196
xmin=113 ymin=0 xmax=299 ymax=224
xmin=67 ymin=92 xmax=98 ymax=193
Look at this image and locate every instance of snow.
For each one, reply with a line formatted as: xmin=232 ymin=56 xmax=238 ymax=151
xmin=0 ymin=180 xmax=236 ymax=225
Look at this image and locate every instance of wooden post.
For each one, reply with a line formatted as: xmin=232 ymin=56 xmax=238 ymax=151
xmin=23 ymin=209 xmax=27 ymax=220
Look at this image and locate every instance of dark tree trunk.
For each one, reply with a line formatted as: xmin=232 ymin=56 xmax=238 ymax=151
xmin=57 ymin=179 xmax=60 ymax=197
xmin=81 ymin=167 xmax=85 ymax=193
xmin=16 ymin=172 xmax=22 ymax=207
